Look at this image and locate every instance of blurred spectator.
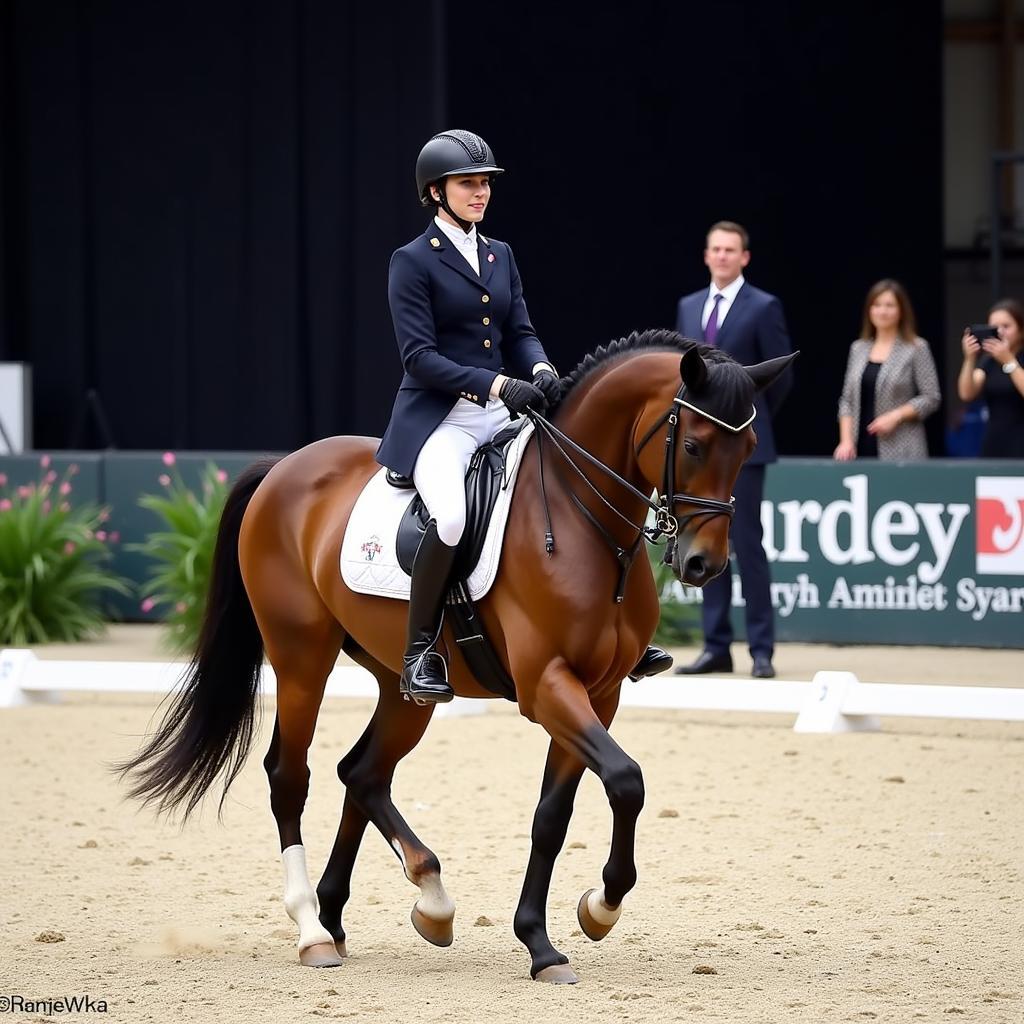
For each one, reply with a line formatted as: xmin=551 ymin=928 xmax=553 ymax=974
xmin=833 ymin=279 xmax=940 ymax=461
xmin=956 ymin=298 xmax=1024 ymax=459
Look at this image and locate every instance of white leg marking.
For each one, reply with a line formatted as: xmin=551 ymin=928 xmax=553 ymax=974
xmin=587 ymin=886 xmax=623 ymax=927
xmin=281 ymin=845 xmax=335 ymax=952
xmin=416 ymin=873 xmax=456 ymax=923
xmin=390 ymin=838 xmax=455 ymax=922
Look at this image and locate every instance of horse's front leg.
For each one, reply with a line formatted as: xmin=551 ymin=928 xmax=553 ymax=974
xmin=513 ymin=740 xmax=586 ymax=983
xmin=520 ymin=672 xmax=642 ymax=981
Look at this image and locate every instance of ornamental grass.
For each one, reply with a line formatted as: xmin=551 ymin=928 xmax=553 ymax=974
xmin=0 ymin=458 xmax=130 ymax=645
xmin=132 ymin=454 xmax=229 ymax=653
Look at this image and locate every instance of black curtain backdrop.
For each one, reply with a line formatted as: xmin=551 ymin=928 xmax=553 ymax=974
xmin=0 ymin=1 xmax=943 ymax=456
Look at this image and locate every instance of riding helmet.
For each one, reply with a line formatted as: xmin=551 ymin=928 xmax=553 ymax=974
xmin=415 ymin=130 xmax=504 ymax=207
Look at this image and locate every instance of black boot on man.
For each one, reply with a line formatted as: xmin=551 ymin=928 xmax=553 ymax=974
xmin=627 ymin=645 xmax=674 ymax=681
xmin=400 ymin=520 xmax=458 ymax=705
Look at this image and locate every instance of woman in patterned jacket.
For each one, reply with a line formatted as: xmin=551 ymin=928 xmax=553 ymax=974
xmin=833 ymin=279 xmax=941 ymax=461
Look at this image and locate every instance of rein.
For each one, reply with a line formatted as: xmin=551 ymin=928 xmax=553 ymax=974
xmin=525 ymin=386 xmax=736 ymax=603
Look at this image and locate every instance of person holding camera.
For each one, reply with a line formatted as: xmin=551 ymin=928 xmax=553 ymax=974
xmin=834 ymin=279 xmax=940 ymax=461
xmin=956 ymin=298 xmax=1024 ymax=458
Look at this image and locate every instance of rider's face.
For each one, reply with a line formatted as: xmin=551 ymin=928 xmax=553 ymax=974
xmin=433 ymin=175 xmax=491 ymax=225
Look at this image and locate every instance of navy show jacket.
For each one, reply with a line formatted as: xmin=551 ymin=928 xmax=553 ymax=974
xmin=676 ymin=282 xmax=793 ymax=465
xmin=376 ymin=221 xmax=551 ymax=477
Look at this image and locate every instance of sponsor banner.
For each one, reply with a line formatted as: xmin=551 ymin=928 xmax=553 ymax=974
xmin=661 ymin=459 xmax=1024 ymax=648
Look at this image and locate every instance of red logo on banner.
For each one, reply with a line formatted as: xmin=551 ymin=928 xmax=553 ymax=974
xmin=976 ymin=497 xmax=1024 ymax=554
xmin=975 ymin=477 xmax=1024 ymax=574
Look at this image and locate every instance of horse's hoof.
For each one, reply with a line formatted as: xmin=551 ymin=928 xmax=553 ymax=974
xmin=334 ymin=939 xmax=348 ymax=959
xmin=410 ymin=904 xmax=454 ymax=947
xmin=577 ymin=887 xmax=621 ymax=942
xmin=535 ymin=964 xmax=579 ymax=985
xmin=299 ymin=941 xmax=345 ymax=968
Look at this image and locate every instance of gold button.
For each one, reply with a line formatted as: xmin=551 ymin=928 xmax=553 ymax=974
xmin=430 ymin=237 xmax=440 ymax=248
xmin=483 ymin=339 xmax=491 ymax=348
xmin=482 ymin=316 xmax=490 ymax=325
xmin=481 ymin=294 xmax=490 ymax=303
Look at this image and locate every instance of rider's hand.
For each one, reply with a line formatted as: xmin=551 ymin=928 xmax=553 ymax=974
xmin=532 ymin=368 xmax=562 ymax=405
xmin=499 ymin=377 xmax=547 ymax=418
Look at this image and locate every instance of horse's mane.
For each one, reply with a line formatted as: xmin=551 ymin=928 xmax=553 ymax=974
xmin=555 ymin=328 xmax=740 ymax=409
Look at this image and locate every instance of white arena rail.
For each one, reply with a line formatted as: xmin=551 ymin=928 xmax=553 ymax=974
xmin=1 ymin=648 xmax=1022 ymax=733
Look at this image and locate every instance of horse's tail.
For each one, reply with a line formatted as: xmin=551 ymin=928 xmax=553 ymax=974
xmin=115 ymin=458 xmax=279 ymax=820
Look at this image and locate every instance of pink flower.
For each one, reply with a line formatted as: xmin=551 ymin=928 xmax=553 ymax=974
xmin=96 ymin=530 xmax=107 ymax=541
xmin=216 ymin=469 xmax=228 ymax=484
xmin=44 ymin=470 xmax=57 ymax=484
xmin=108 ymin=531 xmax=120 ymax=543
xmin=159 ymin=474 xmax=171 ymax=487
xmin=0 ymin=499 xmax=11 ymax=512
xmin=64 ymin=541 xmax=76 ymax=555
xmin=41 ymin=500 xmax=51 ymax=513
xmin=140 ymin=597 xmax=156 ymax=613
xmin=97 ymin=509 xmax=110 ymax=523
xmin=175 ymin=602 xmax=187 ymax=614
xmin=59 ymin=481 xmax=72 ymax=495
xmin=17 ymin=485 xmax=32 ymax=498
xmin=40 ymin=454 xmax=51 ymax=469
xmin=162 ymin=452 xmax=176 ymax=467
xmin=69 ymin=463 xmax=79 ymax=476
xmin=0 ymin=473 xmax=7 ymax=487
xmin=59 ymin=502 xmax=70 ymax=512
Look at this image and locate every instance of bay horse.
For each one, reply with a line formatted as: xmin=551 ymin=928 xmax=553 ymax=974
xmin=119 ymin=330 xmax=794 ymax=984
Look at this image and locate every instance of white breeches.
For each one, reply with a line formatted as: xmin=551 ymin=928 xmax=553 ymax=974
xmin=413 ymin=397 xmax=513 ymax=547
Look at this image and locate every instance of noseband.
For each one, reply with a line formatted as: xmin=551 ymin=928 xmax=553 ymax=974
xmin=527 ymin=382 xmax=741 ymax=602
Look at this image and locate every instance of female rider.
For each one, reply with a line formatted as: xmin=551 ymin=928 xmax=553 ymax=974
xmin=377 ymin=129 xmax=667 ymax=706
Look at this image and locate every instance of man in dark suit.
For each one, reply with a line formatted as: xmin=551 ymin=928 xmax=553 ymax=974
xmin=674 ymin=221 xmax=793 ymax=678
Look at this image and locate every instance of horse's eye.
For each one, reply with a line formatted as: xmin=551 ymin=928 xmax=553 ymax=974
xmin=683 ymin=438 xmax=701 ymax=458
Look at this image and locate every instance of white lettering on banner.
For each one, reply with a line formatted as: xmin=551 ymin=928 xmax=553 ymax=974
xmin=760 ymin=475 xmax=970 ymax=584
xmin=665 ymin=573 xmax=820 ymax=616
xmin=819 ymin=475 xmax=874 ymax=566
xmin=956 ymin=578 xmax=1024 ymax=620
xmin=772 ymin=574 xmax=820 ymax=617
xmin=827 ymin=575 xmax=949 ymax=611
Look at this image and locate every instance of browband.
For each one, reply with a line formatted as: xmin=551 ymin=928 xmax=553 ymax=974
xmin=673 ymin=396 xmax=756 ymax=433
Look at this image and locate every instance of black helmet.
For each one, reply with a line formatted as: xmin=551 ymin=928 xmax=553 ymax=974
xmin=415 ymin=129 xmax=503 ymax=207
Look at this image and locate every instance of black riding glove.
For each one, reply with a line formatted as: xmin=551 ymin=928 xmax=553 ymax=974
xmin=499 ymin=377 xmax=547 ymax=418
xmin=532 ymin=367 xmax=561 ymax=405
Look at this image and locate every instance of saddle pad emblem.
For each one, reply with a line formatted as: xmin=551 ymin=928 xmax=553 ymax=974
xmin=340 ymin=423 xmax=535 ymax=601
xmin=360 ymin=535 xmax=383 ymax=561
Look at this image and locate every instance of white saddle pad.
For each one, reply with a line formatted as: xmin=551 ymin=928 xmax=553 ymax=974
xmin=341 ymin=422 xmax=535 ymax=601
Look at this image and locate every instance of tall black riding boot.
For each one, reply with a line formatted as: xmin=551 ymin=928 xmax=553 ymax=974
xmin=400 ymin=520 xmax=458 ymax=705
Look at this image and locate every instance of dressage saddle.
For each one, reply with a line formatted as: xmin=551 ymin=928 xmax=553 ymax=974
xmin=387 ymin=425 xmax=522 ymax=702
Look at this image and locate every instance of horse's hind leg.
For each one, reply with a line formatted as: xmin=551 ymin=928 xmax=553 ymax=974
xmin=260 ymin=607 xmax=345 ymax=969
xmin=317 ymin=645 xmax=455 ymax=950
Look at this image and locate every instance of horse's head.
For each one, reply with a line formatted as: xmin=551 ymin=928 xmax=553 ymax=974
xmin=637 ymin=344 xmax=797 ymax=587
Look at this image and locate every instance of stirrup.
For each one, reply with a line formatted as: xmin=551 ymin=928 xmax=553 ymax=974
xmin=400 ymin=650 xmax=454 ymax=706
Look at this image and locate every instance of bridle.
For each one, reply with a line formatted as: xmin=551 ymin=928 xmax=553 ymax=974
xmin=526 ymin=381 xmax=746 ymax=603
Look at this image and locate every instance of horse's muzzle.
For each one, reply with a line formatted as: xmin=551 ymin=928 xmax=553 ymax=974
xmin=672 ymin=538 xmax=729 ymax=588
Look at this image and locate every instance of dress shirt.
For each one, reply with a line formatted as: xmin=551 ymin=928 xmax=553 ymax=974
xmin=434 ymin=215 xmax=479 ymax=275
xmin=702 ymin=274 xmax=745 ymax=330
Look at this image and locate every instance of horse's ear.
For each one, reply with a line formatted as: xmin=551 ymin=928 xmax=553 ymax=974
xmin=679 ymin=347 xmax=709 ymax=393
xmin=745 ymin=351 xmax=799 ymax=393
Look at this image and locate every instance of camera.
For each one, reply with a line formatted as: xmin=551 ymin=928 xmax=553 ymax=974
xmin=969 ymin=324 xmax=999 ymax=341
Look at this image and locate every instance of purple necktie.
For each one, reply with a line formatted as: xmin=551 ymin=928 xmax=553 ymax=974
xmin=704 ymin=293 xmax=724 ymax=346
